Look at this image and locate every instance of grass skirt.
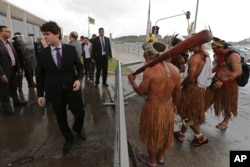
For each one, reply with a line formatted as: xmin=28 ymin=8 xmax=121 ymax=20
xmin=139 ymin=101 xmax=174 ymax=150
xmin=177 ymin=84 xmax=206 ymax=124
xmin=205 ymin=82 xmax=238 ymax=118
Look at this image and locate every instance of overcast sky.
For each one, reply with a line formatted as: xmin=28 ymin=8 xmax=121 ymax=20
xmin=7 ymin=0 xmax=250 ymax=42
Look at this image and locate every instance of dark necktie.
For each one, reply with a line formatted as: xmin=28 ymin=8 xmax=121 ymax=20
xmin=101 ymin=37 xmax=105 ymax=52
xmin=55 ymin=48 xmax=62 ymax=69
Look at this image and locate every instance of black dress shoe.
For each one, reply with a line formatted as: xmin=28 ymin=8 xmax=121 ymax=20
xmin=77 ymin=132 xmax=87 ymax=140
xmin=63 ymin=141 xmax=72 ymax=154
xmin=102 ymin=83 xmax=109 ymax=87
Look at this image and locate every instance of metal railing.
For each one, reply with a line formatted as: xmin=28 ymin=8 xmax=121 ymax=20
xmin=112 ymin=42 xmax=144 ymax=57
xmin=113 ymin=60 xmax=145 ymax=167
xmin=112 ymin=42 xmax=145 ymax=167
xmin=113 ymin=60 xmax=129 ymax=167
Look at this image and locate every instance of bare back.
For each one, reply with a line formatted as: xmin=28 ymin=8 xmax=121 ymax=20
xmin=142 ymin=62 xmax=181 ymax=104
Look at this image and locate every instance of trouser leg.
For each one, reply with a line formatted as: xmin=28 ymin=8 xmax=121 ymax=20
xmin=102 ymin=60 xmax=108 ymax=84
xmin=52 ymin=96 xmax=73 ymax=142
xmin=67 ymin=91 xmax=85 ymax=132
xmin=17 ymin=75 xmax=23 ymax=89
xmin=95 ymin=64 xmax=101 ymax=84
xmin=0 ymin=79 xmax=14 ymax=114
xmin=89 ymin=61 xmax=94 ymax=81
xmin=25 ymin=70 xmax=36 ymax=87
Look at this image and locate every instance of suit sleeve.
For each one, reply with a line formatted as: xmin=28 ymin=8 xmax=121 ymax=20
xmin=0 ymin=52 xmax=4 ymax=76
xmin=91 ymin=39 xmax=97 ymax=60
xmin=35 ymin=51 xmax=45 ymax=97
xmin=73 ymin=47 xmax=84 ymax=82
xmin=11 ymin=44 xmax=21 ymax=72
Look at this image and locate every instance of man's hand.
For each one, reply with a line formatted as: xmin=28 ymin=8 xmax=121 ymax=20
xmin=127 ymin=73 xmax=136 ymax=82
xmin=0 ymin=75 xmax=8 ymax=84
xmin=73 ymin=80 xmax=81 ymax=91
xmin=37 ymin=97 xmax=45 ymax=107
xmin=213 ymin=80 xmax=223 ymax=89
xmin=18 ymin=69 xmax=23 ymax=77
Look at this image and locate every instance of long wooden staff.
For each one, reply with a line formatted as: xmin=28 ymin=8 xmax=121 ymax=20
xmin=133 ymin=29 xmax=213 ymax=75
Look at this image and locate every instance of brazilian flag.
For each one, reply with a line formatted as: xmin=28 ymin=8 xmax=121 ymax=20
xmin=88 ymin=16 xmax=95 ymax=25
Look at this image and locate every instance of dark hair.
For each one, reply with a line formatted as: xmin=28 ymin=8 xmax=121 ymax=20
xmin=98 ymin=27 xmax=104 ymax=32
xmin=171 ymin=34 xmax=182 ymax=46
xmin=40 ymin=21 xmax=61 ymax=40
xmin=0 ymin=25 xmax=7 ymax=31
xmin=212 ymin=37 xmax=231 ymax=49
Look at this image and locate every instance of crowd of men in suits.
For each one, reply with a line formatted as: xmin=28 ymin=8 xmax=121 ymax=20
xmin=0 ymin=21 xmax=113 ymax=154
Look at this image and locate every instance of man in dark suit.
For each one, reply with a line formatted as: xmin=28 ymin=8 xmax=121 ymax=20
xmin=91 ymin=27 xmax=112 ymax=87
xmin=0 ymin=26 xmax=26 ymax=115
xmin=35 ymin=21 xmax=86 ymax=154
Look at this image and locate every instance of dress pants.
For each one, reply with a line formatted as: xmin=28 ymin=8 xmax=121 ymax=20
xmin=85 ymin=58 xmax=95 ymax=81
xmin=95 ymin=55 xmax=108 ymax=84
xmin=0 ymin=67 xmax=18 ymax=113
xmin=51 ymin=90 xmax=85 ymax=142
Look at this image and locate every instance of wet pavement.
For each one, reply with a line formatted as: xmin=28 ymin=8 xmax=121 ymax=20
xmin=121 ymin=49 xmax=250 ymax=167
xmin=0 ymin=76 xmax=116 ymax=167
xmin=1 ymin=48 xmax=250 ymax=167
xmin=125 ymin=84 xmax=250 ymax=167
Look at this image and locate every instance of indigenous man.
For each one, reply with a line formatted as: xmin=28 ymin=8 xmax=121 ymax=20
xmin=205 ymin=37 xmax=242 ymax=130
xmin=128 ymin=41 xmax=181 ymax=167
xmin=168 ymin=34 xmax=189 ymax=73
xmin=174 ymin=43 xmax=209 ymax=147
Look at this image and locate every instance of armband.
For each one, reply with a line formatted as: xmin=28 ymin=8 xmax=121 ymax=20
xmin=231 ymin=63 xmax=241 ymax=67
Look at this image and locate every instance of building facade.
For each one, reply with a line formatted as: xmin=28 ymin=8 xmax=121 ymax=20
xmin=0 ymin=0 xmax=46 ymax=38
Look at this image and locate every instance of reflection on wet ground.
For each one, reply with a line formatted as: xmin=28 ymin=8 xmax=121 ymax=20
xmin=0 ymin=77 xmax=116 ymax=167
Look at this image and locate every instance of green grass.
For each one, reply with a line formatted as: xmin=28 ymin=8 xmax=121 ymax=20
xmin=82 ymin=57 xmax=133 ymax=74
xmin=108 ymin=58 xmax=133 ymax=73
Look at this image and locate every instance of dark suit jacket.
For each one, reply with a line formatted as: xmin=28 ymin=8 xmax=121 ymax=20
xmin=0 ymin=40 xmax=20 ymax=78
xmin=35 ymin=44 xmax=83 ymax=103
xmin=91 ymin=36 xmax=112 ymax=61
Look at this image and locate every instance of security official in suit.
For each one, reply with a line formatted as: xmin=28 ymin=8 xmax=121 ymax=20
xmin=91 ymin=27 xmax=112 ymax=87
xmin=0 ymin=26 xmax=27 ymax=115
xmin=35 ymin=21 xmax=86 ymax=154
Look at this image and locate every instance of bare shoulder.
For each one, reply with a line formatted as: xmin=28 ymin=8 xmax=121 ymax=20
xmin=143 ymin=66 xmax=155 ymax=78
xmin=167 ymin=62 xmax=179 ymax=73
xmin=166 ymin=62 xmax=181 ymax=78
xmin=190 ymin=53 xmax=202 ymax=62
xmin=229 ymin=52 xmax=241 ymax=61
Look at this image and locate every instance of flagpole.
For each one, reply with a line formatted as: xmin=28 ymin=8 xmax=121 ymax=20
xmin=193 ymin=0 xmax=199 ymax=33
xmin=146 ymin=0 xmax=151 ymax=35
xmin=88 ymin=14 xmax=90 ymax=38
